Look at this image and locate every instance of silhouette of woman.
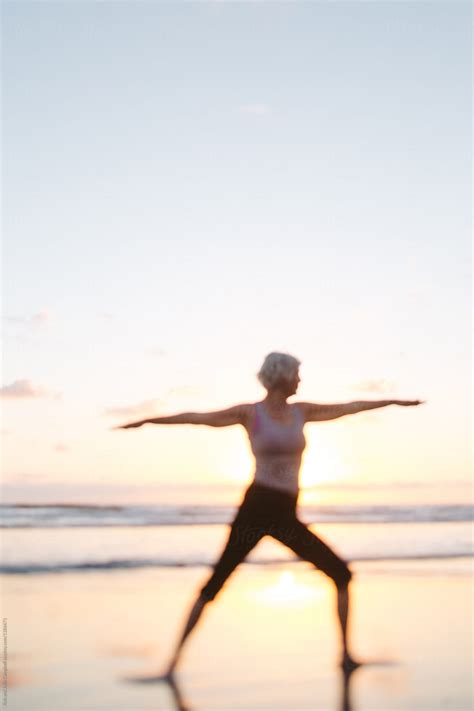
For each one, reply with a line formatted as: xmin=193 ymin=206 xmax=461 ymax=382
xmin=118 ymin=352 xmax=423 ymax=676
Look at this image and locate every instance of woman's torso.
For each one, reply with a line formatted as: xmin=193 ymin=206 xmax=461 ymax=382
xmin=247 ymin=402 xmax=306 ymax=496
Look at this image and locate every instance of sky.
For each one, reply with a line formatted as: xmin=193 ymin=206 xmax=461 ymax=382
xmin=2 ymin=1 xmax=472 ymax=501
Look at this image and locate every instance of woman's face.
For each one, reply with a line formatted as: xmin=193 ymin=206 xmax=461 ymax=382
xmin=275 ymin=368 xmax=300 ymax=397
xmin=289 ymin=368 xmax=301 ymax=395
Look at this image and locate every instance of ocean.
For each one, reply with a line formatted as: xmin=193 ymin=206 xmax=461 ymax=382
xmin=1 ymin=481 xmax=472 ymax=577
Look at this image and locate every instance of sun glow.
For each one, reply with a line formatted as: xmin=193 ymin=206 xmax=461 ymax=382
xmin=253 ymin=570 xmax=321 ymax=605
xmin=300 ymin=430 xmax=347 ymax=488
xmin=219 ymin=425 xmax=349 ymax=490
xmin=221 ymin=443 xmax=254 ymax=484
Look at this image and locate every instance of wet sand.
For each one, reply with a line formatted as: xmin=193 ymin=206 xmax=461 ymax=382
xmin=2 ymin=561 xmax=472 ymax=710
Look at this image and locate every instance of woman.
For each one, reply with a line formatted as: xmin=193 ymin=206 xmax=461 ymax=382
xmin=118 ymin=352 xmax=423 ymax=675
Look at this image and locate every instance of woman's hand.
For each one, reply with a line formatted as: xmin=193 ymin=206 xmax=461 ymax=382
xmin=112 ymin=420 xmax=146 ymax=430
xmin=395 ymin=400 xmax=425 ymax=406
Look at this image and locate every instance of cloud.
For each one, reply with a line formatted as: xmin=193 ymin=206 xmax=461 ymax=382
xmin=31 ymin=310 xmax=53 ymax=325
xmin=98 ymin=312 xmax=116 ymax=322
xmin=0 ymin=379 xmax=61 ymax=400
xmin=239 ymin=104 xmax=272 ymax=115
xmin=6 ymin=310 xmax=53 ymax=327
xmin=350 ymin=378 xmax=396 ymax=394
xmin=103 ymin=399 xmax=163 ymax=418
xmin=3 ymin=473 xmax=50 ymax=483
xmin=145 ymin=347 xmax=167 ymax=358
xmin=54 ymin=443 xmax=70 ymax=453
xmin=104 ymin=386 xmax=203 ymax=419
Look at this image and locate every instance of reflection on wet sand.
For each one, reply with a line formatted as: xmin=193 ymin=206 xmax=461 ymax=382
xmin=123 ymin=671 xmax=191 ymax=711
xmin=6 ymin=567 xmax=471 ymax=710
xmin=159 ymin=673 xmax=191 ymax=711
xmin=340 ymin=665 xmax=357 ymax=711
xmin=123 ymin=665 xmax=359 ymax=711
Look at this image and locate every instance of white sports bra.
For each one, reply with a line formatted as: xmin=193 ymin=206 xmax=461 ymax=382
xmin=248 ymin=402 xmax=306 ymax=495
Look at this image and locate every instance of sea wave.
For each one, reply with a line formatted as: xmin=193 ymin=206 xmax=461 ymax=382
xmin=1 ymin=551 xmax=472 ymax=575
xmin=1 ymin=503 xmax=473 ymax=528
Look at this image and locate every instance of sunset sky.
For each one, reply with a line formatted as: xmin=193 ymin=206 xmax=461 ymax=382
xmin=3 ymin=1 xmax=471 ymax=500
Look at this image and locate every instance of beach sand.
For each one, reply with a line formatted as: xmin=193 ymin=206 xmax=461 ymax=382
xmin=2 ymin=561 xmax=472 ymax=710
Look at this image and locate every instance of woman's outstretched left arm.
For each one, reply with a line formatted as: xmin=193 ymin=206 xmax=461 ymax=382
xmin=300 ymin=399 xmax=425 ymax=422
xmin=114 ymin=404 xmax=251 ymax=429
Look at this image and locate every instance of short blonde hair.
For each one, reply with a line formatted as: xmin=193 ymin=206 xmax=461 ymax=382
xmin=257 ymin=352 xmax=301 ymax=390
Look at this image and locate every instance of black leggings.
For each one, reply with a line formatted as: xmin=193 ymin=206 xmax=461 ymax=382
xmin=200 ymin=482 xmax=352 ymax=602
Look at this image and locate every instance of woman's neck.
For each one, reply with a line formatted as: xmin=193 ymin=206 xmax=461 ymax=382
xmin=263 ymin=390 xmax=290 ymax=411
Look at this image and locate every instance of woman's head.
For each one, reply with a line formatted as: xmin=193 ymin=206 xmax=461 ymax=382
xmin=257 ymin=352 xmax=301 ymax=394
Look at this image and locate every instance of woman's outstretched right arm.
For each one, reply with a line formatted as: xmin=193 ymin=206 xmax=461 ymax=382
xmin=115 ymin=404 xmax=251 ymax=429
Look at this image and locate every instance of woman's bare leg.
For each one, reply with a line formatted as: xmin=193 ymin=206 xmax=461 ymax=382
xmin=269 ymin=515 xmax=361 ymax=669
xmin=163 ymin=498 xmax=264 ymax=676
xmin=337 ymin=584 xmax=360 ymax=671
xmin=164 ymin=593 xmax=209 ymax=676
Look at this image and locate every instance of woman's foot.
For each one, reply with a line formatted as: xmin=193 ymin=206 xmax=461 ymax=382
xmin=126 ymin=662 xmax=176 ymax=683
xmin=163 ymin=664 xmax=176 ymax=681
xmin=123 ymin=673 xmax=170 ymax=684
xmin=340 ymin=653 xmax=362 ymax=674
